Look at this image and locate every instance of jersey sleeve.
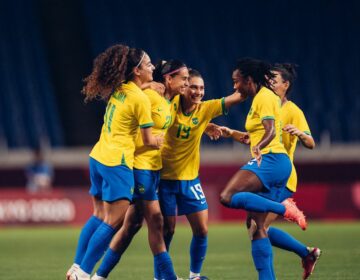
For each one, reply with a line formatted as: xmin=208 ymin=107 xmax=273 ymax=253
xmin=293 ymin=107 xmax=311 ymax=135
xmin=134 ymin=95 xmax=154 ymax=128
xmin=202 ymin=98 xmax=226 ymax=120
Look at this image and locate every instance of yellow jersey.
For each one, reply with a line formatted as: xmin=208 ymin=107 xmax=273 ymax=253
xmin=161 ymin=97 xmax=226 ymax=180
xmin=281 ymin=100 xmax=311 ymax=192
xmin=245 ymin=87 xmax=287 ymax=157
xmin=133 ymin=89 xmax=173 ymax=170
xmin=281 ymin=101 xmax=311 ymax=162
xmin=90 ymin=81 xmax=154 ymax=168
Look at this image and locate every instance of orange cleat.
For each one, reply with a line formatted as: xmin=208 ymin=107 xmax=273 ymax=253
xmin=282 ymin=198 xmax=307 ymax=230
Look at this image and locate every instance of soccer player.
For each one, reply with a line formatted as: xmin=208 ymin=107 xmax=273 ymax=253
xmin=159 ymin=69 xmax=245 ymax=280
xmin=90 ymin=60 xmax=189 ymax=280
xmin=214 ymin=63 xmax=321 ymax=279
xmin=219 ymin=58 xmax=305 ymax=280
xmin=266 ymin=63 xmax=321 ymax=279
xmin=66 ymin=44 xmax=163 ymax=280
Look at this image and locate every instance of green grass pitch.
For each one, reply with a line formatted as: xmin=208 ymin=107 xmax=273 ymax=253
xmin=1 ymin=222 xmax=360 ymax=279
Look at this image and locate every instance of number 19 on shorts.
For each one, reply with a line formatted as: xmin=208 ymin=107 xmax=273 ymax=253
xmin=190 ymin=183 xmax=205 ymax=200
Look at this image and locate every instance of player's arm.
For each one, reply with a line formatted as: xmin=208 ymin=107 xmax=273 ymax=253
xmin=283 ymin=124 xmax=315 ymax=149
xmin=223 ymin=91 xmax=247 ymax=109
xmin=140 ymin=128 xmax=164 ymax=149
xmin=220 ymin=126 xmax=250 ymax=144
xmin=204 ymin=123 xmax=222 ymax=140
xmin=141 ymin=82 xmax=165 ymax=96
xmin=252 ymin=119 xmax=276 ymax=166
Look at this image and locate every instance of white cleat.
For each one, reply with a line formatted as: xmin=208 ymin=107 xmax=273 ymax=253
xmin=69 ymin=268 xmax=91 ymax=280
xmin=66 ymin=264 xmax=79 ymax=280
xmin=91 ymin=274 xmax=107 ymax=280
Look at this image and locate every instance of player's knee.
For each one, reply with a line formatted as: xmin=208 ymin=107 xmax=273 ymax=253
xmin=129 ymin=221 xmax=143 ymax=235
xmin=247 ymin=219 xmax=257 ymax=241
xmin=220 ymin=191 xmax=232 ymax=207
xmin=164 ymin=224 xmax=175 ymax=237
xmin=148 ymin=212 xmax=164 ymax=232
xmin=194 ymin=227 xmax=208 ymax=237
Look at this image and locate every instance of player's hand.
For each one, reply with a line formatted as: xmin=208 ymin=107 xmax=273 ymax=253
xmin=252 ymin=146 xmax=262 ymax=167
xmin=149 ymin=82 xmax=165 ymax=95
xmin=236 ymin=90 xmax=248 ymax=102
xmin=205 ymin=123 xmax=222 ymax=140
xmin=154 ymin=134 xmax=164 ymax=149
xmin=283 ymin=124 xmax=302 ymax=137
xmin=238 ymin=132 xmax=250 ymax=144
xmin=219 ymin=126 xmax=233 ymax=138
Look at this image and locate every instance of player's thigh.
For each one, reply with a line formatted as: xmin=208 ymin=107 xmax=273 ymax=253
xmin=222 ymin=169 xmax=263 ymax=196
xmin=91 ymin=195 xmax=104 ymax=220
xmin=103 ymin=199 xmax=131 ymax=228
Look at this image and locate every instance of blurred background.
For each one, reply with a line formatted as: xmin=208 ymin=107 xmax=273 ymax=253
xmin=0 ymin=0 xmax=359 ymax=225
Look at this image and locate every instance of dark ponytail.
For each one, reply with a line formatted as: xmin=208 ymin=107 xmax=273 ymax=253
xmin=153 ymin=59 xmax=187 ymax=83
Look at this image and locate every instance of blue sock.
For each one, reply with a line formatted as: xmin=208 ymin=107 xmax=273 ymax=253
xmin=96 ymin=248 xmax=121 ymax=278
xmin=164 ymin=234 xmax=173 ymax=252
xmin=74 ymin=215 xmax=102 ymax=264
xmin=251 ymin=238 xmax=275 ymax=280
xmin=230 ymin=192 xmax=286 ymax=215
xmin=190 ymin=235 xmax=208 ymax=274
xmin=154 ymin=258 xmax=161 ymax=280
xmin=268 ymin=227 xmax=308 ymax=258
xmin=269 ymin=246 xmax=276 ymax=279
xmin=154 ymin=252 xmax=177 ymax=280
xmin=80 ymin=222 xmax=116 ymax=274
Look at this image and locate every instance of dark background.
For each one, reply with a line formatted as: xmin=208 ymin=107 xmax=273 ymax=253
xmin=0 ymin=0 xmax=359 ymax=148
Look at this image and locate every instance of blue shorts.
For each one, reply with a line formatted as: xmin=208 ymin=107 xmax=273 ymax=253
xmin=241 ymin=153 xmax=292 ymax=202
xmin=159 ymin=177 xmax=208 ymax=216
xmin=133 ymin=169 xmax=160 ymax=201
xmin=89 ymin=157 xmax=134 ymax=202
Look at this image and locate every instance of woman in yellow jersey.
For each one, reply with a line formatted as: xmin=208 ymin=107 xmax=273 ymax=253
xmin=67 ymin=44 xmax=164 ymax=280
xmin=215 ymin=63 xmax=320 ymax=279
xmin=158 ymin=69 xmax=245 ymax=280
xmin=91 ymin=60 xmax=189 ymax=280
xmin=266 ymin=63 xmax=320 ymax=280
xmin=219 ymin=58 xmax=305 ymax=280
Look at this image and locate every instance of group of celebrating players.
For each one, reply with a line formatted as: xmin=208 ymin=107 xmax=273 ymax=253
xmin=65 ymin=44 xmax=321 ymax=280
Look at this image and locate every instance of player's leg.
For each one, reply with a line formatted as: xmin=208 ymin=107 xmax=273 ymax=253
xmin=186 ymin=210 xmax=208 ymax=280
xmin=176 ymin=178 xmax=208 ymax=280
xmin=250 ymin=212 xmax=275 ymax=280
xmin=71 ymin=163 xmax=133 ymax=279
xmin=94 ymin=203 xmax=144 ymax=279
xmin=143 ymin=200 xmax=177 ymax=280
xmin=67 ymin=196 xmax=104 ymax=279
xmin=158 ymin=179 xmax=178 ymax=251
xmin=220 ymin=169 xmax=286 ymax=214
xmin=67 ymin=158 xmax=105 ymax=279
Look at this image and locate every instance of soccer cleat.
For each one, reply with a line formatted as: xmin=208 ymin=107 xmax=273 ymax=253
xmin=69 ymin=269 xmax=91 ymax=280
xmin=91 ymin=274 xmax=107 ymax=280
xmin=282 ymin=198 xmax=307 ymax=230
xmin=189 ymin=276 xmax=209 ymax=280
xmin=66 ymin=264 xmax=79 ymax=280
xmin=302 ymin=247 xmax=322 ymax=279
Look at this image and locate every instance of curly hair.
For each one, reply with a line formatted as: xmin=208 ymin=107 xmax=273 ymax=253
xmin=234 ymin=58 xmax=275 ymax=89
xmin=82 ymin=44 xmax=144 ymax=102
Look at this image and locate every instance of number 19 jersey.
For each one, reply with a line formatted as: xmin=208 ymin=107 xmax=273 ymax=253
xmin=161 ymin=98 xmax=226 ymax=180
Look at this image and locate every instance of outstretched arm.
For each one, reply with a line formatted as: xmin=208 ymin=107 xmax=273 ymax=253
xmin=223 ymin=91 xmax=247 ymax=110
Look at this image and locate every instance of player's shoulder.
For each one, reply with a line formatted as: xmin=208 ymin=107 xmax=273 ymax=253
xmin=286 ymin=101 xmax=304 ymax=114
